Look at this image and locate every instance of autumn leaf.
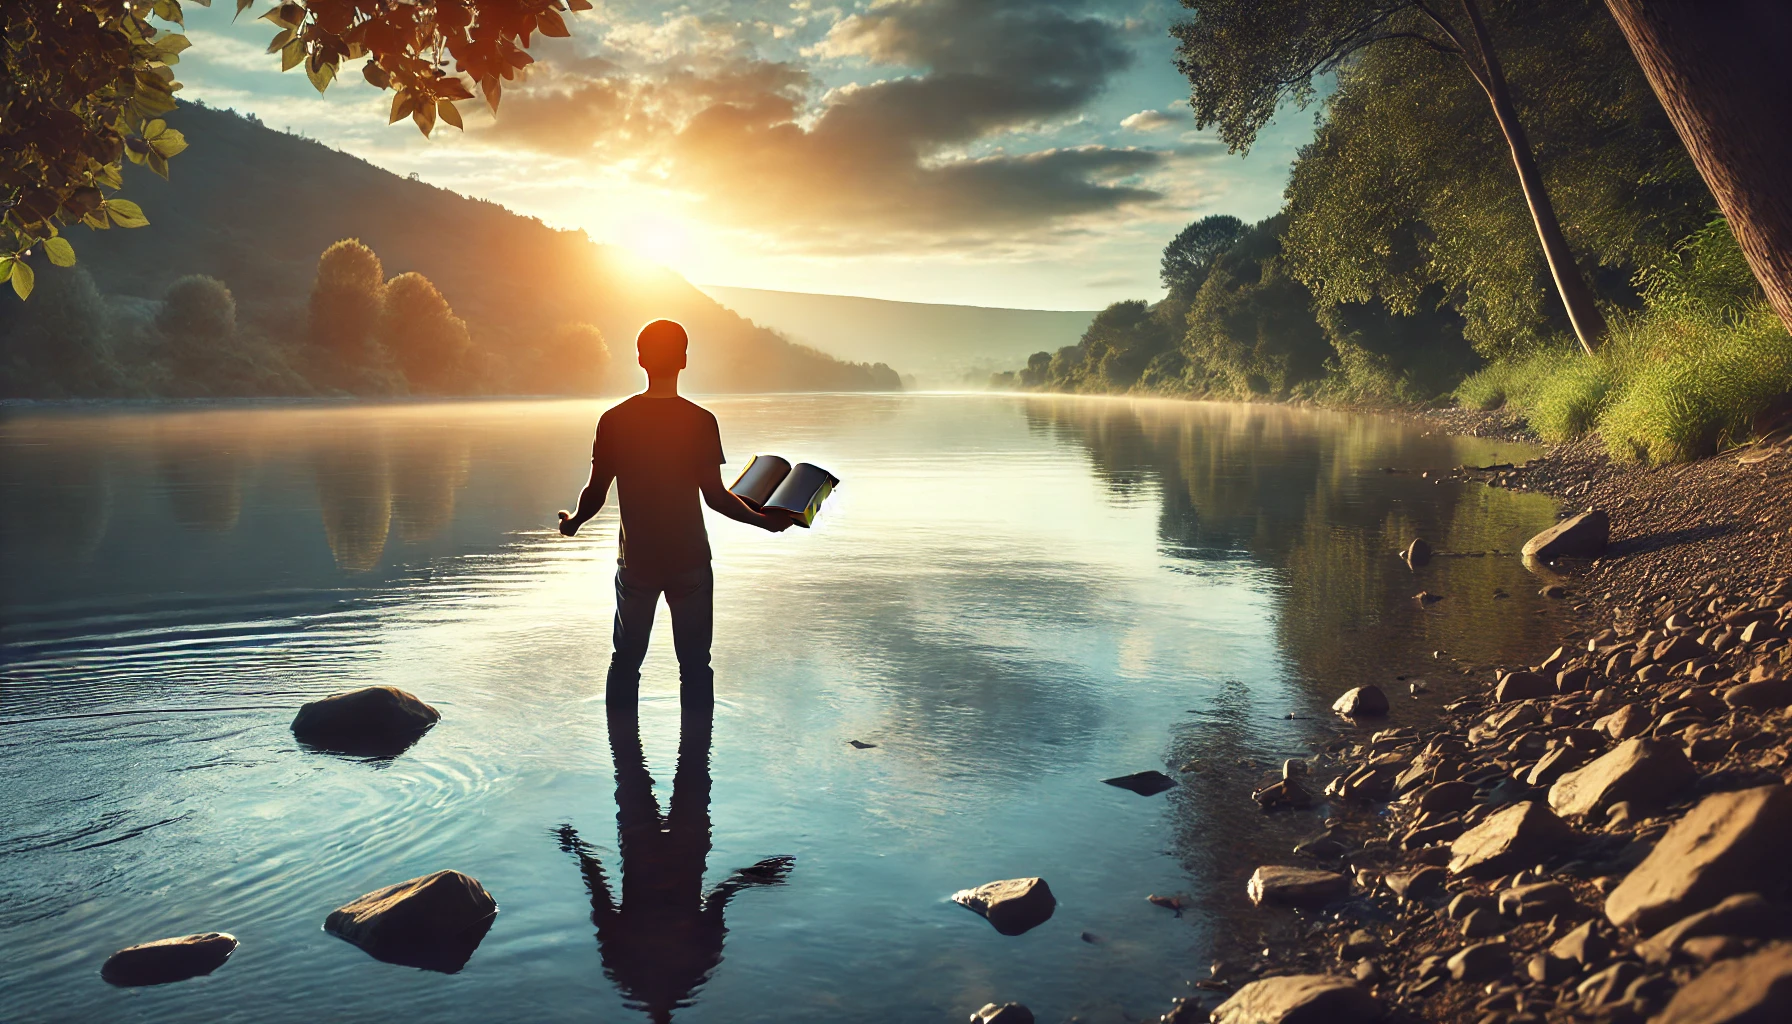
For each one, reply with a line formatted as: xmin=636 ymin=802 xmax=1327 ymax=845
xmin=437 ymin=99 xmax=463 ymax=130
xmin=8 ymin=259 xmax=35 ymax=300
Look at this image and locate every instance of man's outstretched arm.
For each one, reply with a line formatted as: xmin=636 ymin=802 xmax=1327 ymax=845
xmin=699 ymin=465 xmax=791 ymax=532
xmin=558 ymin=464 xmax=614 ymax=536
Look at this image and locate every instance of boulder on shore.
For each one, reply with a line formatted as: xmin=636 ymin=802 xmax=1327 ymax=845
xmin=1332 ymin=686 xmax=1389 ymax=718
xmin=292 ymin=686 xmax=440 ymax=755
xmin=1635 ymin=892 xmax=1777 ymax=965
xmin=325 ymin=870 xmax=496 ymax=972
xmin=1521 ymin=510 xmax=1609 ymax=560
xmin=1604 ymin=784 xmax=1792 ymax=932
xmin=100 ymin=932 xmax=237 ymax=987
xmin=1493 ymin=671 xmax=1551 ymax=702
xmin=1247 ymin=866 xmax=1350 ymax=907
xmin=1448 ymin=801 xmax=1573 ymax=878
xmin=1209 ymin=974 xmax=1381 ymax=1024
xmin=1651 ymin=941 xmax=1792 ymax=1024
xmin=1547 ymin=737 xmax=1697 ymax=819
xmin=952 ymin=877 xmax=1056 ymax=936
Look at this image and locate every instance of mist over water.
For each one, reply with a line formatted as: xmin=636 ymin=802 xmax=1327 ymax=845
xmin=1 ymin=395 xmax=1564 ymax=1023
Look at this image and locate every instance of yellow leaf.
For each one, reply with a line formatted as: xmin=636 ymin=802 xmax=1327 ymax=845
xmin=307 ymin=58 xmax=336 ymax=94
xmin=281 ymin=38 xmax=304 ymax=72
xmin=537 ymin=9 xmax=570 ymax=37
xmin=389 ymin=89 xmax=413 ymax=124
xmin=437 ymin=99 xmax=463 ymax=130
xmin=45 ymin=237 xmax=76 ymax=267
xmin=106 ymin=199 xmax=150 ymax=228
xmin=266 ymin=27 xmax=294 ymax=54
xmin=10 ymin=260 xmax=34 ymax=299
xmin=412 ymin=102 xmax=436 ymax=137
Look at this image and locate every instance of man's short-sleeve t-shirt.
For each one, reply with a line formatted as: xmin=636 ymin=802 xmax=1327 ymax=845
xmin=591 ymin=395 xmax=725 ymax=574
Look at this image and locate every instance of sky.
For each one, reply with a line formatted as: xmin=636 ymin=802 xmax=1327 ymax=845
xmin=168 ymin=0 xmax=1318 ymax=310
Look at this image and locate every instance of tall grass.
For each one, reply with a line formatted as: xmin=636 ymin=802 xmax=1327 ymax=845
xmin=1454 ymin=218 xmax=1792 ymax=462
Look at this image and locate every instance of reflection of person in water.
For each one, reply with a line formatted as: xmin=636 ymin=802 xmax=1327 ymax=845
xmin=557 ymin=705 xmax=793 ymax=1024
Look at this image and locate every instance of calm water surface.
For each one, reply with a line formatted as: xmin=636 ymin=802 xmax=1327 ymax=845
xmin=1 ymin=395 xmax=1564 ymax=1023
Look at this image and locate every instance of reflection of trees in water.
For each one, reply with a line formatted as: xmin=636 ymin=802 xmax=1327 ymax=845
xmin=313 ymin=443 xmax=392 ymax=573
xmin=390 ymin=431 xmax=472 ymax=542
xmin=0 ymin=440 xmax=113 ymax=562
xmin=154 ymin=436 xmax=244 ymax=532
xmin=1021 ymin=396 xmax=1562 ymax=688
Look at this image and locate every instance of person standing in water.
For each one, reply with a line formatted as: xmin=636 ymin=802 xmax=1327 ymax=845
xmin=557 ymin=319 xmax=790 ymax=705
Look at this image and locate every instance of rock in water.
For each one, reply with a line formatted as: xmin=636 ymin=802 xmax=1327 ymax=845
xmin=1522 ymin=509 xmax=1609 ymax=560
xmin=292 ymin=685 xmax=440 ymax=755
xmin=952 ymin=877 xmax=1056 ymax=936
xmin=325 ymin=870 xmax=497 ymax=972
xmin=1209 ymin=974 xmax=1381 ymax=1024
xmin=1547 ymin=737 xmax=1697 ymax=819
xmin=1402 ymin=538 xmax=1432 ymax=568
xmin=1448 ymin=801 xmax=1573 ymax=878
xmin=1247 ymin=866 xmax=1350 ymax=906
xmin=100 ymin=932 xmax=238 ymax=987
xmin=1332 ymin=686 xmax=1389 ymax=717
xmin=1651 ymin=941 xmax=1792 ymax=1024
xmin=1604 ymin=784 xmax=1792 ymax=932
xmin=970 ymin=1003 xmax=1035 ymax=1024
xmin=1102 ymin=770 xmax=1177 ymax=796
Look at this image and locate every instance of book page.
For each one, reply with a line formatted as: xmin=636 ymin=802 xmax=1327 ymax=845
xmin=729 ymin=454 xmax=791 ymax=510
xmin=765 ymin=462 xmax=839 ymax=527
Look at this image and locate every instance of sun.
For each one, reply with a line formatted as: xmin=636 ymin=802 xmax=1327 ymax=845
xmin=617 ymin=212 xmax=695 ymax=271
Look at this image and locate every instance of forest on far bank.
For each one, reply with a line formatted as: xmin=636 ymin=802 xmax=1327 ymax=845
xmin=996 ymin=0 xmax=1789 ymax=464
xmin=0 ymin=105 xmax=900 ymax=400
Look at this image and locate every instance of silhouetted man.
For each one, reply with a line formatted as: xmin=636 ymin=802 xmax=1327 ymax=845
xmin=558 ymin=319 xmax=790 ymax=704
xmin=556 ymin=704 xmax=793 ymax=1024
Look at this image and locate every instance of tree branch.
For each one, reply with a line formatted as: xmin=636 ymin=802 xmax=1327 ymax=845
xmin=1411 ymin=0 xmax=1495 ymax=99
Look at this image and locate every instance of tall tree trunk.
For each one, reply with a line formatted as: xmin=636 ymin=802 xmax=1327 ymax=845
xmin=1460 ymin=0 xmax=1608 ymax=356
xmin=1603 ymin=0 xmax=1792 ymax=336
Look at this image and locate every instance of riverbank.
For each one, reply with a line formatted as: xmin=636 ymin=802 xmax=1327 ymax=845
xmin=1169 ymin=415 xmax=1792 ymax=1023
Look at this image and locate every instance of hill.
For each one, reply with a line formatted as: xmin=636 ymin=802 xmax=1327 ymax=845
xmin=2 ymin=104 xmax=897 ymax=396
xmin=701 ymin=286 xmax=1096 ymax=387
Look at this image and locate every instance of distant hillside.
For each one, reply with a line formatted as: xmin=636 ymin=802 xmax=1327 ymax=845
xmin=12 ymin=104 xmax=895 ymax=395
xmin=701 ymin=285 xmax=1096 ymax=387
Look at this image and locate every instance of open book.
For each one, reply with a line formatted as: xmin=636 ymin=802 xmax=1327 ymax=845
xmin=729 ymin=455 xmax=839 ymax=528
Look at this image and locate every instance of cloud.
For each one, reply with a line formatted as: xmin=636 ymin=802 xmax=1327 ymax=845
xmin=1120 ymin=108 xmax=1188 ymax=131
xmin=476 ymin=1 xmax=1168 ymax=249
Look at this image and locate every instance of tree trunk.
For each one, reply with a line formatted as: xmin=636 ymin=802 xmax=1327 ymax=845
xmin=1603 ymin=0 xmax=1792 ymax=336
xmin=1460 ymin=0 xmax=1608 ymax=356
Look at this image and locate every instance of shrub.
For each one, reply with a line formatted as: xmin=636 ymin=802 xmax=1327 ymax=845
xmin=381 ymin=271 xmax=471 ymax=392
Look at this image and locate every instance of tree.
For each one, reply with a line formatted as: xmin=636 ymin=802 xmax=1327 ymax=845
xmin=308 ymin=238 xmax=385 ymax=365
xmin=1172 ymin=0 xmax=1610 ymax=355
xmin=1602 ymin=1 xmax=1792 ymax=335
xmin=527 ymin=322 xmax=610 ymax=394
xmin=3 ymin=0 xmax=589 ymax=299
xmin=380 ymin=271 xmax=471 ymax=392
xmin=1280 ymin=0 xmax=1707 ymax=359
xmin=156 ymin=273 xmax=235 ymax=348
xmin=1182 ymin=215 xmax=1332 ymax=398
xmin=1162 ymin=214 xmax=1247 ymax=299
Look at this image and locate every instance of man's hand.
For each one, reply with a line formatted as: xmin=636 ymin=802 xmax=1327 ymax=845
xmin=558 ymin=511 xmax=581 ymax=536
xmin=761 ymin=509 xmax=795 ymax=533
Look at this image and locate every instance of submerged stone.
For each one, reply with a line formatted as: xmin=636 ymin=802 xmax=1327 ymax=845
xmin=1102 ymin=770 xmax=1177 ymax=796
xmin=100 ymin=932 xmax=237 ymax=987
xmin=292 ymin=685 xmax=440 ymax=755
xmin=325 ymin=870 xmax=496 ymax=973
xmin=1332 ymin=686 xmax=1389 ymax=717
xmin=952 ymin=877 xmax=1056 ymax=936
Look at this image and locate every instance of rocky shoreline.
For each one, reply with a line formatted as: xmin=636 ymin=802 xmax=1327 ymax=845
xmin=1166 ymin=418 xmax=1792 ymax=1024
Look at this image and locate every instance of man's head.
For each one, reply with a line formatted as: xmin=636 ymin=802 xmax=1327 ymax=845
xmin=636 ymin=319 xmax=689 ymax=375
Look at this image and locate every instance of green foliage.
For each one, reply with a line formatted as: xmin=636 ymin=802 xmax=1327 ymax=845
xmin=0 ymin=268 xmax=126 ymax=395
xmin=1182 ymin=215 xmax=1329 ymax=398
xmin=1459 ymin=218 xmax=1792 ymax=461
xmin=308 ymin=238 xmax=386 ymax=367
xmin=157 ymin=273 xmax=236 ymax=347
xmin=1280 ymin=0 xmax=1709 ymax=357
xmin=1161 ymin=214 xmax=1246 ymax=299
xmin=380 ymin=271 xmax=471 ymax=392
xmin=2 ymin=0 xmax=181 ymax=298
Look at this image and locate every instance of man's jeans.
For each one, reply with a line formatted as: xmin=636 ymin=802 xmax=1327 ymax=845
xmin=606 ymin=562 xmax=714 ymax=704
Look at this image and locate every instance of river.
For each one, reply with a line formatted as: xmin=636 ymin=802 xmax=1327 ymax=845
xmin=0 ymin=394 xmax=1565 ymax=1023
